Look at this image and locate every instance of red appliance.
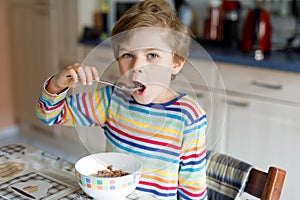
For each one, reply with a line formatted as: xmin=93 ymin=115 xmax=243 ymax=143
xmin=241 ymin=6 xmax=271 ymax=53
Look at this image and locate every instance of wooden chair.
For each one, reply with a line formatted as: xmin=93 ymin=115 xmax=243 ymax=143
xmin=206 ymin=151 xmax=286 ymax=200
xmin=244 ymin=166 xmax=286 ymax=200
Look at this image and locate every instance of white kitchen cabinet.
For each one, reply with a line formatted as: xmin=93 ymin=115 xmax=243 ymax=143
xmin=218 ymin=62 xmax=300 ymax=199
xmin=224 ymin=94 xmax=300 ymax=200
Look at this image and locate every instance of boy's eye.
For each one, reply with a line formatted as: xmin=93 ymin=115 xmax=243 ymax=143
xmin=147 ymin=53 xmax=158 ymax=59
xmin=121 ymin=53 xmax=133 ymax=59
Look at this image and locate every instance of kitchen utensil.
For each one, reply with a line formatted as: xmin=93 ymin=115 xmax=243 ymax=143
xmin=222 ymin=0 xmax=241 ymax=47
xmin=240 ymin=1 xmax=271 ymax=54
xmin=67 ymin=75 xmax=142 ymax=93
xmin=75 ymin=152 xmax=142 ymax=200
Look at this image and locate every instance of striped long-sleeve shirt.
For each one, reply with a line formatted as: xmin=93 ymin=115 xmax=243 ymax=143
xmin=36 ymin=81 xmax=208 ymax=200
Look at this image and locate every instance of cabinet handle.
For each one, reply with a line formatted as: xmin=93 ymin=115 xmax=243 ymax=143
xmin=224 ymin=98 xmax=249 ymax=107
xmin=252 ymin=79 xmax=282 ymax=90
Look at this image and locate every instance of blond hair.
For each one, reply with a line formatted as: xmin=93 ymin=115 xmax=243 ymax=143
xmin=111 ymin=0 xmax=192 ymax=61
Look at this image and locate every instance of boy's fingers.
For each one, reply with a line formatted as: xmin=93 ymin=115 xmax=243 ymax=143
xmin=64 ymin=63 xmax=98 ymax=86
xmin=91 ymin=66 xmax=100 ymax=81
xmin=66 ymin=68 xmax=79 ymax=82
xmin=77 ymin=67 xmax=87 ymax=85
xmin=83 ymin=66 xmax=93 ymax=85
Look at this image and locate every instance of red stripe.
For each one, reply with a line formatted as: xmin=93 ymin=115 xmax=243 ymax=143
xmin=139 ymin=181 xmax=177 ymax=190
xmin=173 ymin=102 xmax=199 ymax=118
xmin=180 ymin=150 xmax=206 ymax=160
xmin=107 ymin=122 xmax=181 ymax=150
xmin=81 ymin=93 xmax=90 ymax=118
xmin=180 ymin=187 xmax=207 ymax=198
xmin=42 ymin=100 xmax=64 ymax=111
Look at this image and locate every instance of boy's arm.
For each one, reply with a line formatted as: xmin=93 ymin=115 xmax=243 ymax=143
xmin=36 ymin=76 xmax=109 ymax=127
xmin=177 ymin=114 xmax=208 ymax=200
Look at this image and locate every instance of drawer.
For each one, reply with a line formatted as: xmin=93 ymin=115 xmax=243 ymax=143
xmin=218 ymin=62 xmax=300 ymax=104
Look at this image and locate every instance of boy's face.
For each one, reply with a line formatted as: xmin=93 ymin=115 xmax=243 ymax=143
xmin=116 ymin=29 xmax=184 ymax=104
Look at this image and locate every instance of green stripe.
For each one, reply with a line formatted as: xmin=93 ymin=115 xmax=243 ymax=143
xmin=110 ymin=103 xmax=182 ymax=129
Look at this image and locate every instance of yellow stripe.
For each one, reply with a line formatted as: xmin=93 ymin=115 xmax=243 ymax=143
xmin=107 ymin=116 xmax=181 ymax=143
xmin=178 ymin=176 xmax=206 ymax=186
xmin=89 ymin=93 xmax=100 ymax=125
xmin=142 ymin=174 xmax=177 ymax=184
xmin=108 ymin=110 xmax=181 ymax=136
xmin=142 ymin=167 xmax=177 ymax=177
xmin=95 ymin=91 xmax=105 ymax=123
xmin=46 ymin=109 xmax=61 ymax=117
xmin=183 ymin=143 xmax=206 ymax=155
xmin=65 ymin=106 xmax=74 ymax=126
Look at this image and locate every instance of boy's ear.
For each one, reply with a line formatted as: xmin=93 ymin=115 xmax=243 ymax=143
xmin=172 ymin=59 xmax=185 ymax=75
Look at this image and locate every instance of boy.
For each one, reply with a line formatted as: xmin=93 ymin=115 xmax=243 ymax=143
xmin=36 ymin=0 xmax=207 ymax=199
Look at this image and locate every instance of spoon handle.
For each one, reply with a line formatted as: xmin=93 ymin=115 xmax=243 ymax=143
xmin=66 ymin=75 xmax=140 ymax=92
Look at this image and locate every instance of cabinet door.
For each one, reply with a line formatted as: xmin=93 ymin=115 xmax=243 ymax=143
xmin=225 ymin=95 xmax=300 ymax=199
xmin=10 ymin=0 xmax=59 ymax=131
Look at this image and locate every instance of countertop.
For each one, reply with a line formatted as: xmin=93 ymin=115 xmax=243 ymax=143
xmin=79 ymin=38 xmax=300 ymax=73
xmin=195 ymin=43 xmax=300 ymax=73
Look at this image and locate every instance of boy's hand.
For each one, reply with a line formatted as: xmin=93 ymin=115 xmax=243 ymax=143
xmin=46 ymin=63 xmax=100 ymax=94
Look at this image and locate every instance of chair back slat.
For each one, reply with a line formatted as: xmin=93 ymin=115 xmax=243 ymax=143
xmin=245 ymin=166 xmax=286 ymax=200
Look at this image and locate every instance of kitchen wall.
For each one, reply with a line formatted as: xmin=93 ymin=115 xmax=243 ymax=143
xmin=0 ymin=0 xmax=15 ymax=129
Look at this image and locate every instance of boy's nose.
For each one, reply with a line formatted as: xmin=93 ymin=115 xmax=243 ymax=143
xmin=131 ymin=58 xmax=144 ymax=73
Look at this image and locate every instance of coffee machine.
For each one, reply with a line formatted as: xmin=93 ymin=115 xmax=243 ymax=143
xmin=240 ymin=0 xmax=271 ymax=55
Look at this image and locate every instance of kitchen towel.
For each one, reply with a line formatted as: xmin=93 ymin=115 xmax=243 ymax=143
xmin=206 ymin=151 xmax=253 ymax=200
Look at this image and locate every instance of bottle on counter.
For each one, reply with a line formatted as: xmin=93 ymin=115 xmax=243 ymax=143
xmin=94 ymin=0 xmax=109 ymax=39
xmin=177 ymin=0 xmax=198 ymax=36
xmin=203 ymin=0 xmax=224 ymax=41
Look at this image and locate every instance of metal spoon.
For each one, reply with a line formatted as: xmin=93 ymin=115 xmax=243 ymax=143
xmin=67 ymin=75 xmax=141 ymax=93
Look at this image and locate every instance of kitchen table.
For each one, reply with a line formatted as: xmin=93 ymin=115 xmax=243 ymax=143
xmin=0 ymin=143 xmax=154 ymax=200
xmin=0 ymin=143 xmax=92 ymax=199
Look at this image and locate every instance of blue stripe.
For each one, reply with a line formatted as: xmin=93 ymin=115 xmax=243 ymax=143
xmin=106 ymin=125 xmax=180 ymax=156
xmin=104 ymin=129 xmax=178 ymax=163
xmin=178 ymin=189 xmax=208 ymax=200
xmin=70 ymin=95 xmax=91 ymax=126
xmin=194 ymin=114 xmax=207 ymax=124
xmin=184 ymin=121 xmax=207 ymax=134
xmin=112 ymin=97 xmax=188 ymax=124
xmin=180 ymin=164 xmax=206 ymax=172
xmin=160 ymin=106 xmax=194 ymax=122
xmin=181 ymin=156 xmax=206 ymax=167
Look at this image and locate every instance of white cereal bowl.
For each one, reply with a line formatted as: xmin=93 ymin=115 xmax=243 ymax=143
xmin=75 ymin=152 xmax=142 ymax=200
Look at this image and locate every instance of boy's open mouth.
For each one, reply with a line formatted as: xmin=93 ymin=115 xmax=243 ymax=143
xmin=133 ymin=81 xmax=146 ymax=93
